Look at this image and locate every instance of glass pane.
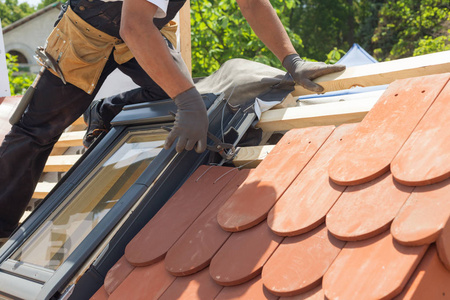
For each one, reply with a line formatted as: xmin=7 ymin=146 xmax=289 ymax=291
xmin=10 ymin=129 xmax=167 ymax=270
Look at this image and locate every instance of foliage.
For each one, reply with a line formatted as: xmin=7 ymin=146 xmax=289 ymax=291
xmin=190 ymin=0 xmax=358 ymax=76
xmin=290 ymin=0 xmax=354 ymax=61
xmin=0 ymin=0 xmax=35 ymax=27
xmin=2 ymin=0 xmax=450 ymax=79
xmin=371 ymin=0 xmax=450 ymax=60
xmin=325 ymin=47 xmax=347 ymax=64
xmin=413 ymin=33 xmax=450 ymax=56
xmin=190 ymin=0 xmax=304 ymax=77
xmin=37 ymin=0 xmax=58 ymax=10
xmin=354 ymin=0 xmax=387 ymax=53
xmin=6 ymin=53 xmax=35 ymax=95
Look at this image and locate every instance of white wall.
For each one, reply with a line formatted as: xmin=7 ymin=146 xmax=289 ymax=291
xmin=3 ymin=8 xmax=60 ymax=73
xmin=0 ymin=20 xmax=11 ymax=97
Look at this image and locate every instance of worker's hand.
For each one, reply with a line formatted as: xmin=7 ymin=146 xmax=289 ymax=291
xmin=282 ymin=54 xmax=346 ymax=93
xmin=165 ymin=87 xmax=208 ymax=153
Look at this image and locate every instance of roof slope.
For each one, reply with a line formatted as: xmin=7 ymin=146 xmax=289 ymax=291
xmin=93 ymin=73 xmax=450 ymax=299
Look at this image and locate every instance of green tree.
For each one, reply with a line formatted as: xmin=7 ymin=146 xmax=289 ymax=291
xmin=292 ymin=0 xmax=353 ymax=61
xmin=0 ymin=0 xmax=35 ymax=27
xmin=6 ymin=53 xmax=35 ymax=95
xmin=190 ymin=0 xmax=304 ymax=77
xmin=190 ymin=0 xmax=361 ymax=76
xmin=372 ymin=0 xmax=450 ymax=60
xmin=37 ymin=0 xmax=59 ymax=10
xmin=354 ymin=0 xmax=387 ymax=53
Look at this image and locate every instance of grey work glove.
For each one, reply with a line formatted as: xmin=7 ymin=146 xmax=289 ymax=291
xmin=164 ymin=87 xmax=208 ymax=153
xmin=282 ymin=54 xmax=346 ymax=93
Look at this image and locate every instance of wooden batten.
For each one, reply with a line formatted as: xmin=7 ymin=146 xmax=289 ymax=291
xmin=233 ymin=145 xmax=275 ymax=168
xmin=292 ymin=50 xmax=450 ymax=97
xmin=43 ymin=154 xmax=82 ymax=173
xmin=53 ymin=131 xmax=85 ymax=148
xmin=234 ymin=51 xmax=450 ymax=166
xmin=179 ymin=1 xmax=192 ymax=75
xmin=32 ymin=182 xmax=57 ymax=199
xmin=257 ymin=95 xmax=379 ymax=132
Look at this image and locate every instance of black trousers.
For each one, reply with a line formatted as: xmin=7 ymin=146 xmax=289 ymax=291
xmin=0 ymin=40 xmax=190 ymax=238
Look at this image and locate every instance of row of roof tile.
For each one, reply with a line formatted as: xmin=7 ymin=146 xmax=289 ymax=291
xmin=91 ymin=73 xmax=450 ymax=299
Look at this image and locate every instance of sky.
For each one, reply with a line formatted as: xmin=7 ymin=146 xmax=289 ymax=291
xmin=18 ymin=0 xmax=43 ymax=8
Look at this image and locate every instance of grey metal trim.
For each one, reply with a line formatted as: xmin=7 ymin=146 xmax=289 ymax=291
xmin=37 ymin=184 xmax=149 ymax=300
xmin=0 ymin=260 xmax=54 ymax=284
xmin=0 ymin=270 xmax=43 ymax=300
xmin=110 ymin=93 xmax=220 ymax=127
xmin=0 ymin=127 xmax=126 ymax=263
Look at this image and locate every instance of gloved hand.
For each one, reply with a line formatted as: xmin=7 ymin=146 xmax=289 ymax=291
xmin=164 ymin=87 xmax=208 ymax=153
xmin=282 ymin=54 xmax=346 ymax=93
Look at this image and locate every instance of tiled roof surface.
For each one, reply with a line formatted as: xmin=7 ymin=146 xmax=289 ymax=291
xmin=91 ymin=74 xmax=450 ymax=300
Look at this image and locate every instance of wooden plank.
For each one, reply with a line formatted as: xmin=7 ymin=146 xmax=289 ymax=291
xmin=54 ymin=131 xmax=84 ymax=148
xmin=293 ymin=50 xmax=450 ymax=96
xmin=50 ymin=147 xmax=68 ymax=156
xmin=233 ymin=145 xmax=275 ymax=168
xmin=272 ymin=93 xmax=298 ymax=109
xmin=257 ymin=92 xmax=381 ymax=132
xmin=43 ymin=154 xmax=82 ymax=172
xmin=19 ymin=211 xmax=32 ymax=224
xmin=72 ymin=116 xmax=85 ymax=127
xmin=179 ymin=1 xmax=191 ymax=75
xmin=33 ymin=182 xmax=57 ymax=199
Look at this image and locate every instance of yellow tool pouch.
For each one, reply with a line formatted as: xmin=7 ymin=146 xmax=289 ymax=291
xmin=160 ymin=20 xmax=178 ymax=49
xmin=45 ymin=6 xmax=120 ymax=94
xmin=113 ymin=21 xmax=178 ymax=64
xmin=45 ymin=6 xmax=179 ymax=94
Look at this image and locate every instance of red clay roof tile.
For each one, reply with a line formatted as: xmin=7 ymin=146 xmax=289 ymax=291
xmin=125 ymin=166 xmax=238 ymax=266
xmin=391 ymin=80 xmax=450 ymax=186
xmin=326 ymin=172 xmax=413 ymax=241
xmin=165 ymin=169 xmax=251 ymax=276
xmin=109 ymin=260 xmax=175 ymax=300
xmin=328 ymin=74 xmax=450 ymax=186
xmin=393 ymin=245 xmax=450 ymax=299
xmin=158 ymin=268 xmax=223 ymax=300
xmin=262 ymin=224 xmax=344 ymax=296
xmin=214 ymin=276 xmax=277 ymax=300
xmin=209 ymin=221 xmax=283 ymax=286
xmin=279 ymin=284 xmax=324 ymax=300
xmin=217 ymin=126 xmax=335 ymax=232
xmin=267 ymin=123 xmax=356 ymax=237
xmin=104 ymin=256 xmax=135 ymax=295
xmin=91 ymin=286 xmax=109 ymax=300
xmin=436 ymin=219 xmax=450 ymax=271
xmin=391 ymin=177 xmax=450 ymax=246
xmin=90 ymin=74 xmax=450 ymax=300
xmin=323 ymin=231 xmax=428 ymax=300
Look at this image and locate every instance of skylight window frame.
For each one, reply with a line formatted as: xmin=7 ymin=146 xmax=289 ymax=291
xmin=0 ymin=93 xmax=257 ymax=299
xmin=0 ymin=123 xmax=172 ymax=299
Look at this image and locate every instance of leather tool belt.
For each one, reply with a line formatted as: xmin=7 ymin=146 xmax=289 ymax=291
xmin=45 ymin=6 xmax=178 ymax=94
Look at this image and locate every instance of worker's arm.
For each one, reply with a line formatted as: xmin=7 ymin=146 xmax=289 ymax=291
xmin=121 ymin=0 xmax=208 ymax=153
xmin=236 ymin=0 xmax=345 ymax=93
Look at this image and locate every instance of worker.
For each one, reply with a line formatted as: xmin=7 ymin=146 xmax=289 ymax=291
xmin=0 ymin=0 xmax=345 ymax=241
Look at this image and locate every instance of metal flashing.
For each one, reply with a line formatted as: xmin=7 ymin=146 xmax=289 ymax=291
xmin=111 ymin=93 xmax=220 ymax=126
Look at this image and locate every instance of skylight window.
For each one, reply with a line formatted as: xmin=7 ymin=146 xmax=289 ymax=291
xmin=10 ymin=129 xmax=168 ymax=270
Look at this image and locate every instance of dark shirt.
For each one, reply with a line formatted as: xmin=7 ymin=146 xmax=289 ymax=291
xmin=61 ymin=0 xmax=185 ymax=38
